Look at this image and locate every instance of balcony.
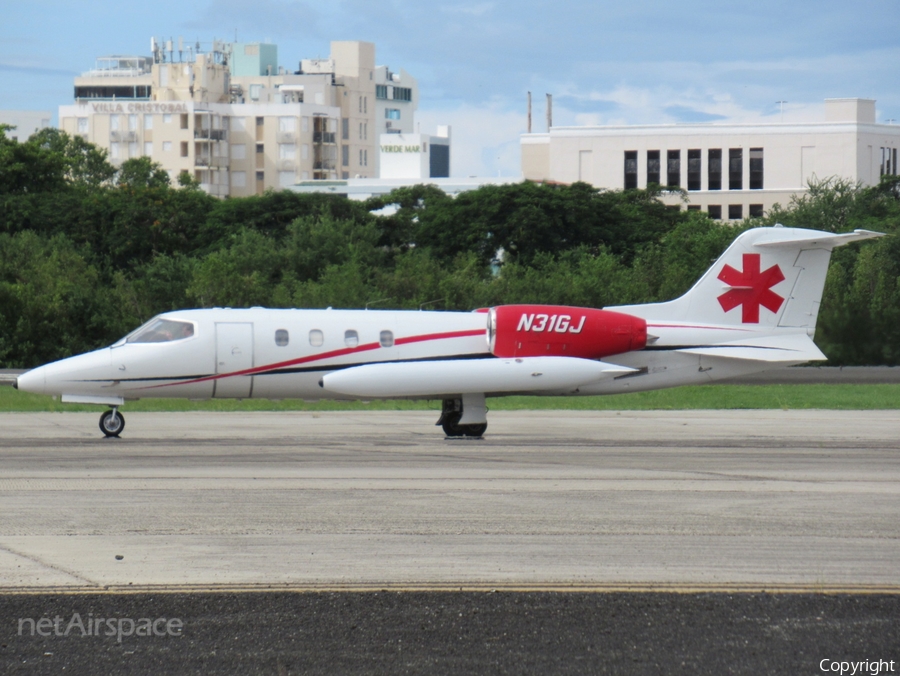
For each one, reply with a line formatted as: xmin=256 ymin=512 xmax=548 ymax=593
xmin=277 ymin=131 xmax=297 ymax=143
xmin=110 ymin=131 xmax=137 ymax=142
xmin=194 ymin=129 xmax=227 ymax=141
xmin=313 ymin=132 xmax=336 ymax=144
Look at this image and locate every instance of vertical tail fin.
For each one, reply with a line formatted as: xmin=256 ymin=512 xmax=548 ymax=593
xmin=612 ymin=226 xmax=883 ymax=330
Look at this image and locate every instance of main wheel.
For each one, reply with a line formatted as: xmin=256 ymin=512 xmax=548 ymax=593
xmin=461 ymin=423 xmax=487 ymax=438
xmin=99 ymin=409 xmax=125 ymax=437
xmin=441 ymin=411 xmax=465 ymax=437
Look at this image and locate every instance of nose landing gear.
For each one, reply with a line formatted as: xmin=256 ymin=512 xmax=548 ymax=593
xmin=99 ymin=408 xmax=126 ymax=438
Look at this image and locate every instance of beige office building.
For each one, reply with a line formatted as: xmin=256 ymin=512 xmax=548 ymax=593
xmin=522 ymin=98 xmax=900 ymax=219
xmin=58 ymin=40 xmax=419 ymax=197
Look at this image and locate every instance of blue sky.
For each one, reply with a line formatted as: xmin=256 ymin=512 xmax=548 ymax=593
xmin=2 ymin=0 xmax=898 ymax=177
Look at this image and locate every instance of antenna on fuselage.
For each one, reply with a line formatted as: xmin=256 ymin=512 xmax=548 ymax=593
xmin=365 ymin=298 xmax=392 ymax=310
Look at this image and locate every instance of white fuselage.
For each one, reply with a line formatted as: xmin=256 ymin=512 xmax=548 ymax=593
xmin=16 ymin=307 xmax=808 ymax=402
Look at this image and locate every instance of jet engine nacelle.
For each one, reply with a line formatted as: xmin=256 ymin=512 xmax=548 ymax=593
xmin=488 ymin=304 xmax=647 ymax=359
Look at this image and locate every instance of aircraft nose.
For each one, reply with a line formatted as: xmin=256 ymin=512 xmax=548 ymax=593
xmin=16 ymin=367 xmax=46 ymax=395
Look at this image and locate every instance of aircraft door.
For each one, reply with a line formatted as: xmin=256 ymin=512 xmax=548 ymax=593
xmin=214 ymin=323 xmax=254 ymax=398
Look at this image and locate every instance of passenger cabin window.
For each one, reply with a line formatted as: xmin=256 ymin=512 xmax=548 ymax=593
xmin=344 ymin=330 xmax=359 ymax=348
xmin=127 ymin=318 xmax=194 ymax=343
xmin=309 ymin=329 xmax=324 ymax=347
xmin=380 ymin=330 xmax=394 ymax=348
xmin=275 ymin=329 xmax=289 ymax=346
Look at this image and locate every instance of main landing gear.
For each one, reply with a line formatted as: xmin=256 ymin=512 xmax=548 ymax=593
xmin=99 ymin=407 xmax=125 ymax=438
xmin=437 ymin=395 xmax=488 ymax=439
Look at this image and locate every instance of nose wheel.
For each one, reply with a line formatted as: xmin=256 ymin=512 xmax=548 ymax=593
xmin=99 ymin=408 xmax=125 ymax=437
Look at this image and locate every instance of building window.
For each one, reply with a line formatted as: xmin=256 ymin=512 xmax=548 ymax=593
xmin=749 ymin=148 xmax=764 ymax=189
xmin=279 ymin=144 xmax=296 ymax=160
xmin=256 ymin=116 xmax=264 ymax=128
xmin=728 ymin=204 xmax=743 ymax=220
xmin=250 ymin=84 xmax=262 ymax=101
xmin=729 ymin=148 xmax=743 ymax=190
xmin=231 ymin=171 xmax=246 ymax=187
xmin=376 ymin=84 xmax=388 ymax=99
xmin=275 ymin=329 xmax=289 ymax=347
xmin=380 ymin=330 xmax=394 ymax=348
xmin=687 ymin=205 xmax=701 ymax=211
xmin=110 ymin=116 xmax=119 ymax=131
xmin=624 ymin=151 xmax=638 ymax=189
xmin=342 ymin=118 xmax=349 ymax=140
xmin=231 ymin=144 xmax=246 ymax=160
xmin=708 ymin=205 xmax=722 ymax=220
xmin=180 ymin=141 xmax=188 ymax=157
xmin=647 ymin=150 xmax=660 ymax=185
xmin=344 ymin=330 xmax=359 ymax=348
xmin=110 ymin=143 xmax=119 ymax=159
xmin=880 ymin=147 xmax=897 ymax=176
xmin=144 ymin=142 xmax=152 ymax=157
xmin=309 ymin=329 xmax=324 ymax=347
xmin=256 ymin=143 xmax=264 ymax=154
xmin=667 ymin=150 xmax=681 ymax=188
xmin=128 ymin=114 xmax=138 ymax=131
xmin=749 ymin=204 xmax=764 ymax=218
xmin=144 ymin=115 xmax=153 ymax=130
xmin=162 ymin=141 xmax=172 ymax=153
xmin=708 ymin=149 xmax=722 ymax=190
xmin=163 ymin=113 xmax=172 ymax=124
xmin=393 ymin=87 xmax=412 ymax=102
xmin=687 ymin=149 xmax=701 ymax=191
xmin=256 ymin=171 xmax=264 ymax=181
xmin=342 ymin=145 xmax=349 ymax=167
xmin=180 ymin=114 xmax=189 ymax=130
xmin=77 ymin=118 xmax=88 ymax=134
xmin=385 ymin=109 xmax=401 ymax=120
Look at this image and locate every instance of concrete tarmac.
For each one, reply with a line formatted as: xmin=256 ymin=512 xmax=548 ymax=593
xmin=0 ymin=409 xmax=898 ymax=591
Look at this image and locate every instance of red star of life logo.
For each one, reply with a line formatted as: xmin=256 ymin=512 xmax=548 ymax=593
xmin=716 ymin=253 xmax=786 ymax=323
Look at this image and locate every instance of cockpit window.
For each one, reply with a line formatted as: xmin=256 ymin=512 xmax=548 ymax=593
xmin=126 ymin=318 xmax=195 ymax=343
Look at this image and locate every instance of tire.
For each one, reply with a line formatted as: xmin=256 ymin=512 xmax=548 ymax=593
xmin=441 ymin=411 xmax=465 ymax=437
xmin=99 ymin=410 xmax=125 ymax=437
xmin=461 ymin=423 xmax=487 ymax=438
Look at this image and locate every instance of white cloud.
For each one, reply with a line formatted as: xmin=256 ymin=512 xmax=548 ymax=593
xmin=416 ymin=102 xmax=524 ymax=178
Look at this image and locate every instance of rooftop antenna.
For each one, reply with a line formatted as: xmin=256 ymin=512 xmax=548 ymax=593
xmin=546 ymin=93 xmax=552 ymax=131
xmin=527 ymin=91 xmax=532 ymax=133
xmin=776 ymin=100 xmax=787 ymax=123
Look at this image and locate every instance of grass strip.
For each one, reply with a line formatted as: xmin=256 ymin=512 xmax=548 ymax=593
xmin=1 ymin=384 xmax=898 ymax=412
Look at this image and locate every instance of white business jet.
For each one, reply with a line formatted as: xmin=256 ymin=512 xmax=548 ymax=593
xmin=15 ymin=226 xmax=881 ymax=438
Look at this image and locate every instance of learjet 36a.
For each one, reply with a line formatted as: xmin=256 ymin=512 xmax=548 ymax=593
xmin=15 ymin=225 xmax=882 ymax=438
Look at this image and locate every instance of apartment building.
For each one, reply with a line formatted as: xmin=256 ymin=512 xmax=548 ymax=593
xmin=58 ymin=39 xmax=421 ymax=196
xmin=522 ymin=98 xmax=900 ymax=218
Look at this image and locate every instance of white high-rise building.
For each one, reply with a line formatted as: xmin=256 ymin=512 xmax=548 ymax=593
xmin=58 ymin=40 xmax=426 ymax=197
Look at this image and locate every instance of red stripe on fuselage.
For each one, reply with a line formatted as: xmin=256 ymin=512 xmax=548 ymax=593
xmin=139 ymin=328 xmax=486 ymax=390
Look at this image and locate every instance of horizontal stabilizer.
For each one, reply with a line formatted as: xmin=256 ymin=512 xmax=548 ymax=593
xmin=322 ymin=357 xmax=636 ymax=398
xmin=677 ymin=333 xmax=827 ymax=363
xmin=753 ymin=228 xmax=884 ymax=249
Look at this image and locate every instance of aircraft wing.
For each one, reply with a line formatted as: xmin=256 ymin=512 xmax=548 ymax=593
xmin=675 ymin=332 xmax=827 ymax=363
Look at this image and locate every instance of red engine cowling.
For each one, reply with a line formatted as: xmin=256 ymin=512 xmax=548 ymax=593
xmin=488 ymin=305 xmax=647 ymax=359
